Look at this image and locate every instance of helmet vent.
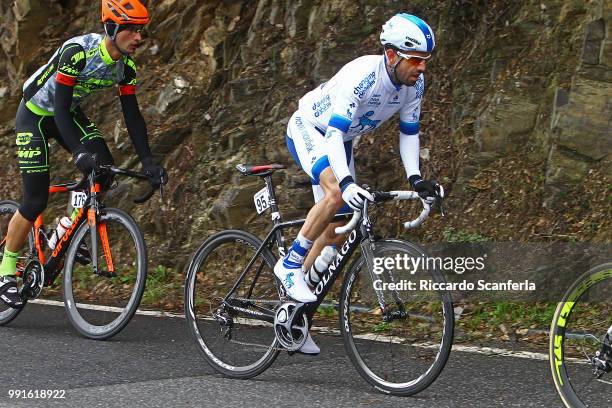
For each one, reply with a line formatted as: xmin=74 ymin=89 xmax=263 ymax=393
xmin=404 ymin=41 xmax=413 ymax=48
xmin=125 ymin=3 xmax=134 ymax=10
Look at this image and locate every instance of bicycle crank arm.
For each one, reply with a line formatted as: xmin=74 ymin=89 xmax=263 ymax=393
xmin=94 ymin=270 xmax=118 ymax=278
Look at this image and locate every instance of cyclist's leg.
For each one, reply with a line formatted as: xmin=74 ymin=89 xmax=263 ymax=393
xmin=5 ymin=101 xmax=51 ymax=257
xmin=285 ymin=115 xmax=351 ymax=245
xmin=60 ymin=110 xmax=112 ymax=263
xmin=70 ymin=108 xmax=114 ymax=189
xmin=1 ymin=102 xmax=51 ymax=307
xmin=303 ymin=153 xmax=355 ymax=270
xmin=275 ymin=113 xmax=345 ymax=302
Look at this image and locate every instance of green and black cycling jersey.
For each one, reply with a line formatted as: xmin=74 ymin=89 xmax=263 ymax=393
xmin=21 ymin=33 xmax=150 ymax=158
xmin=15 ymin=33 xmax=153 ymax=222
xmin=24 ymin=33 xmax=137 ymax=114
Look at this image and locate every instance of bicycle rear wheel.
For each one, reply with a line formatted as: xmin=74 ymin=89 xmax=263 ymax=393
xmin=550 ymin=262 xmax=612 ymax=408
xmin=184 ymin=229 xmax=281 ymax=379
xmin=0 ymin=200 xmax=34 ymax=325
xmin=339 ymin=239 xmax=454 ymax=396
xmin=63 ymin=207 xmax=147 ymax=340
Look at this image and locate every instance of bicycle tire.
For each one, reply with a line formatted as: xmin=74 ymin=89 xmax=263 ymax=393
xmin=339 ymin=238 xmax=454 ymax=396
xmin=0 ymin=200 xmax=34 ymax=325
xmin=550 ymin=261 xmax=612 ymax=408
xmin=184 ymin=229 xmax=281 ymax=379
xmin=62 ymin=207 xmax=147 ymax=340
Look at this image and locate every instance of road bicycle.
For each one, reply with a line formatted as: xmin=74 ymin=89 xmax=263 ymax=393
xmin=550 ymin=261 xmax=612 ymax=407
xmin=0 ymin=165 xmax=156 ymax=340
xmin=185 ymin=163 xmax=454 ymax=396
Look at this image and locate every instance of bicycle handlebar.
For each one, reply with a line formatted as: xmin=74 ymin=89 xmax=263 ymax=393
xmin=64 ymin=165 xmax=157 ymax=204
xmin=334 ymin=190 xmax=432 ymax=235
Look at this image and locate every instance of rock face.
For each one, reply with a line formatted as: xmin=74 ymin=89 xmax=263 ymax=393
xmin=545 ymin=4 xmax=612 ymax=209
xmin=0 ymin=0 xmax=609 ymax=268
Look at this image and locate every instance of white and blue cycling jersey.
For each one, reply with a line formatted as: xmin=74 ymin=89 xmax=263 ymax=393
xmin=286 ymin=54 xmax=423 ymax=201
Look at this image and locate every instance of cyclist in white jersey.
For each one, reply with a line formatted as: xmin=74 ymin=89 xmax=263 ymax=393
xmin=275 ymin=13 xmax=443 ymax=354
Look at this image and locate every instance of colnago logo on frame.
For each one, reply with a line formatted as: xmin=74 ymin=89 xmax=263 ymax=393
xmin=314 ymin=229 xmax=357 ymax=296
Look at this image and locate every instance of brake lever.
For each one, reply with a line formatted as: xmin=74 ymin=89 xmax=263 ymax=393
xmin=436 ymin=196 xmax=445 ymax=217
xmin=434 ymin=183 xmax=445 ymax=216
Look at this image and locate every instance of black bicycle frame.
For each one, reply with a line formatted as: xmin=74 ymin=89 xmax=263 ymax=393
xmin=222 ymin=172 xmax=367 ymax=325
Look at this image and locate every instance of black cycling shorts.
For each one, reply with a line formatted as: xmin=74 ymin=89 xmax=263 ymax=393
xmin=15 ymin=100 xmax=114 ymax=222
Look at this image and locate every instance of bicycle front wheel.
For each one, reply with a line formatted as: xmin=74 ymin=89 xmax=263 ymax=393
xmin=63 ymin=207 xmax=147 ymax=340
xmin=185 ymin=229 xmax=281 ymax=379
xmin=550 ymin=261 xmax=612 ymax=408
xmin=339 ymin=239 xmax=454 ymax=396
xmin=0 ymin=200 xmax=34 ymax=325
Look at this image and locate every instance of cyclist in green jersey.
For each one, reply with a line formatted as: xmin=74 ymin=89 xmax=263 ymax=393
xmin=0 ymin=0 xmax=167 ymax=308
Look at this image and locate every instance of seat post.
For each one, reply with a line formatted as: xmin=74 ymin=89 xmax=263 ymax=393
xmin=263 ymin=174 xmax=286 ymax=256
xmin=263 ymin=175 xmax=280 ymax=220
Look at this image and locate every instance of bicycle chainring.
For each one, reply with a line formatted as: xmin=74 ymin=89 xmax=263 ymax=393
xmin=19 ymin=260 xmax=45 ymax=300
xmin=274 ymin=302 xmax=308 ymax=352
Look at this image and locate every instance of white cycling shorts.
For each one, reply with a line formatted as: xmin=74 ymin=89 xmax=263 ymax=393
xmin=286 ymin=111 xmax=355 ymax=209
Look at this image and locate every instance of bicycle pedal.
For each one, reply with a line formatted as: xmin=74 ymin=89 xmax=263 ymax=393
xmin=75 ymin=245 xmax=92 ymax=265
xmin=95 ymin=270 xmax=117 ymax=278
xmin=75 ymin=252 xmax=92 ymax=265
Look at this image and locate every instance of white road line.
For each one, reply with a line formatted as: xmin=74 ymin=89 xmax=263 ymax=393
xmin=31 ymin=299 xmax=185 ymax=318
xmin=31 ymin=299 xmax=564 ymax=362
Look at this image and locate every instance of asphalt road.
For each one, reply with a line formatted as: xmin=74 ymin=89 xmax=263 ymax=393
xmin=0 ymin=303 xmax=572 ymax=407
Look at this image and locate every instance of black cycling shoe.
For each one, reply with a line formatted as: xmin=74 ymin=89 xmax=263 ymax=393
xmin=0 ymin=276 xmax=24 ymax=309
xmin=75 ymin=243 xmax=91 ymax=265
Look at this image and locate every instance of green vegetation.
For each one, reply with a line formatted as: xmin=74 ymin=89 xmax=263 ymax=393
xmin=142 ymin=264 xmax=181 ymax=305
xmin=442 ymin=228 xmax=489 ymax=243
xmin=372 ymin=321 xmax=391 ymax=333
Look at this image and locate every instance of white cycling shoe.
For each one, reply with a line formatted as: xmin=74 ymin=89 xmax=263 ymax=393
xmin=297 ymin=333 xmax=320 ymax=355
xmin=274 ymin=259 xmax=317 ymax=303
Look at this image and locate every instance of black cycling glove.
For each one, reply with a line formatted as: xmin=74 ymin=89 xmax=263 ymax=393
xmin=73 ymin=146 xmax=99 ymax=173
xmin=409 ymin=175 xmax=441 ymax=204
xmin=142 ymin=157 xmax=168 ymax=188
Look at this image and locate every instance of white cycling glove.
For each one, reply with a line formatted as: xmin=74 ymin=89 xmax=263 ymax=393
xmin=341 ymin=183 xmax=374 ymax=211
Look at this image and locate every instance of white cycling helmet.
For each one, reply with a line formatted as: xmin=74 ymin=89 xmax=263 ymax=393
xmin=380 ymin=13 xmax=435 ymax=54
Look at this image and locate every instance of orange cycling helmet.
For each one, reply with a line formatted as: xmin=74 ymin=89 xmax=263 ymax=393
xmin=101 ymin=0 xmax=149 ymax=25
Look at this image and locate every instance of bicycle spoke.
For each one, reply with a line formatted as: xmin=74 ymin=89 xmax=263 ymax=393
xmin=340 ymin=239 xmax=453 ymax=396
xmin=185 ymin=230 xmax=281 ymax=378
xmin=63 ymin=208 xmax=146 ymax=339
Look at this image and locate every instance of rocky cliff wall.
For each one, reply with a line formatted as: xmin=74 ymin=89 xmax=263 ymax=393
xmin=0 ymin=0 xmax=609 ymax=269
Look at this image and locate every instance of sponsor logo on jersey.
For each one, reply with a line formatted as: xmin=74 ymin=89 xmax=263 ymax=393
xmin=367 ymin=94 xmax=381 ymax=106
xmin=351 ymin=111 xmax=380 ymax=132
xmin=388 ymin=94 xmax=401 ymax=105
xmin=312 ymin=94 xmax=331 ymax=117
xmin=414 ymin=76 xmax=424 ymax=99
xmin=60 ymin=64 xmax=81 ymax=76
xmin=353 ymin=71 xmax=376 ymax=98
xmin=74 ymin=78 xmax=115 ymax=93
xmin=296 ymin=116 xmax=315 ymax=153
xmin=37 ymin=64 xmax=55 ymax=86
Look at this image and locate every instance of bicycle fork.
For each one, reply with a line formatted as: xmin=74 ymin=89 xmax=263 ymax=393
xmin=88 ymin=182 xmax=116 ymax=278
xmin=361 ymin=238 xmax=407 ymax=323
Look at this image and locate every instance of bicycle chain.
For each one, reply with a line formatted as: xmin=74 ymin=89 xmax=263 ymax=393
xmin=215 ymin=296 xmax=295 ymax=351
